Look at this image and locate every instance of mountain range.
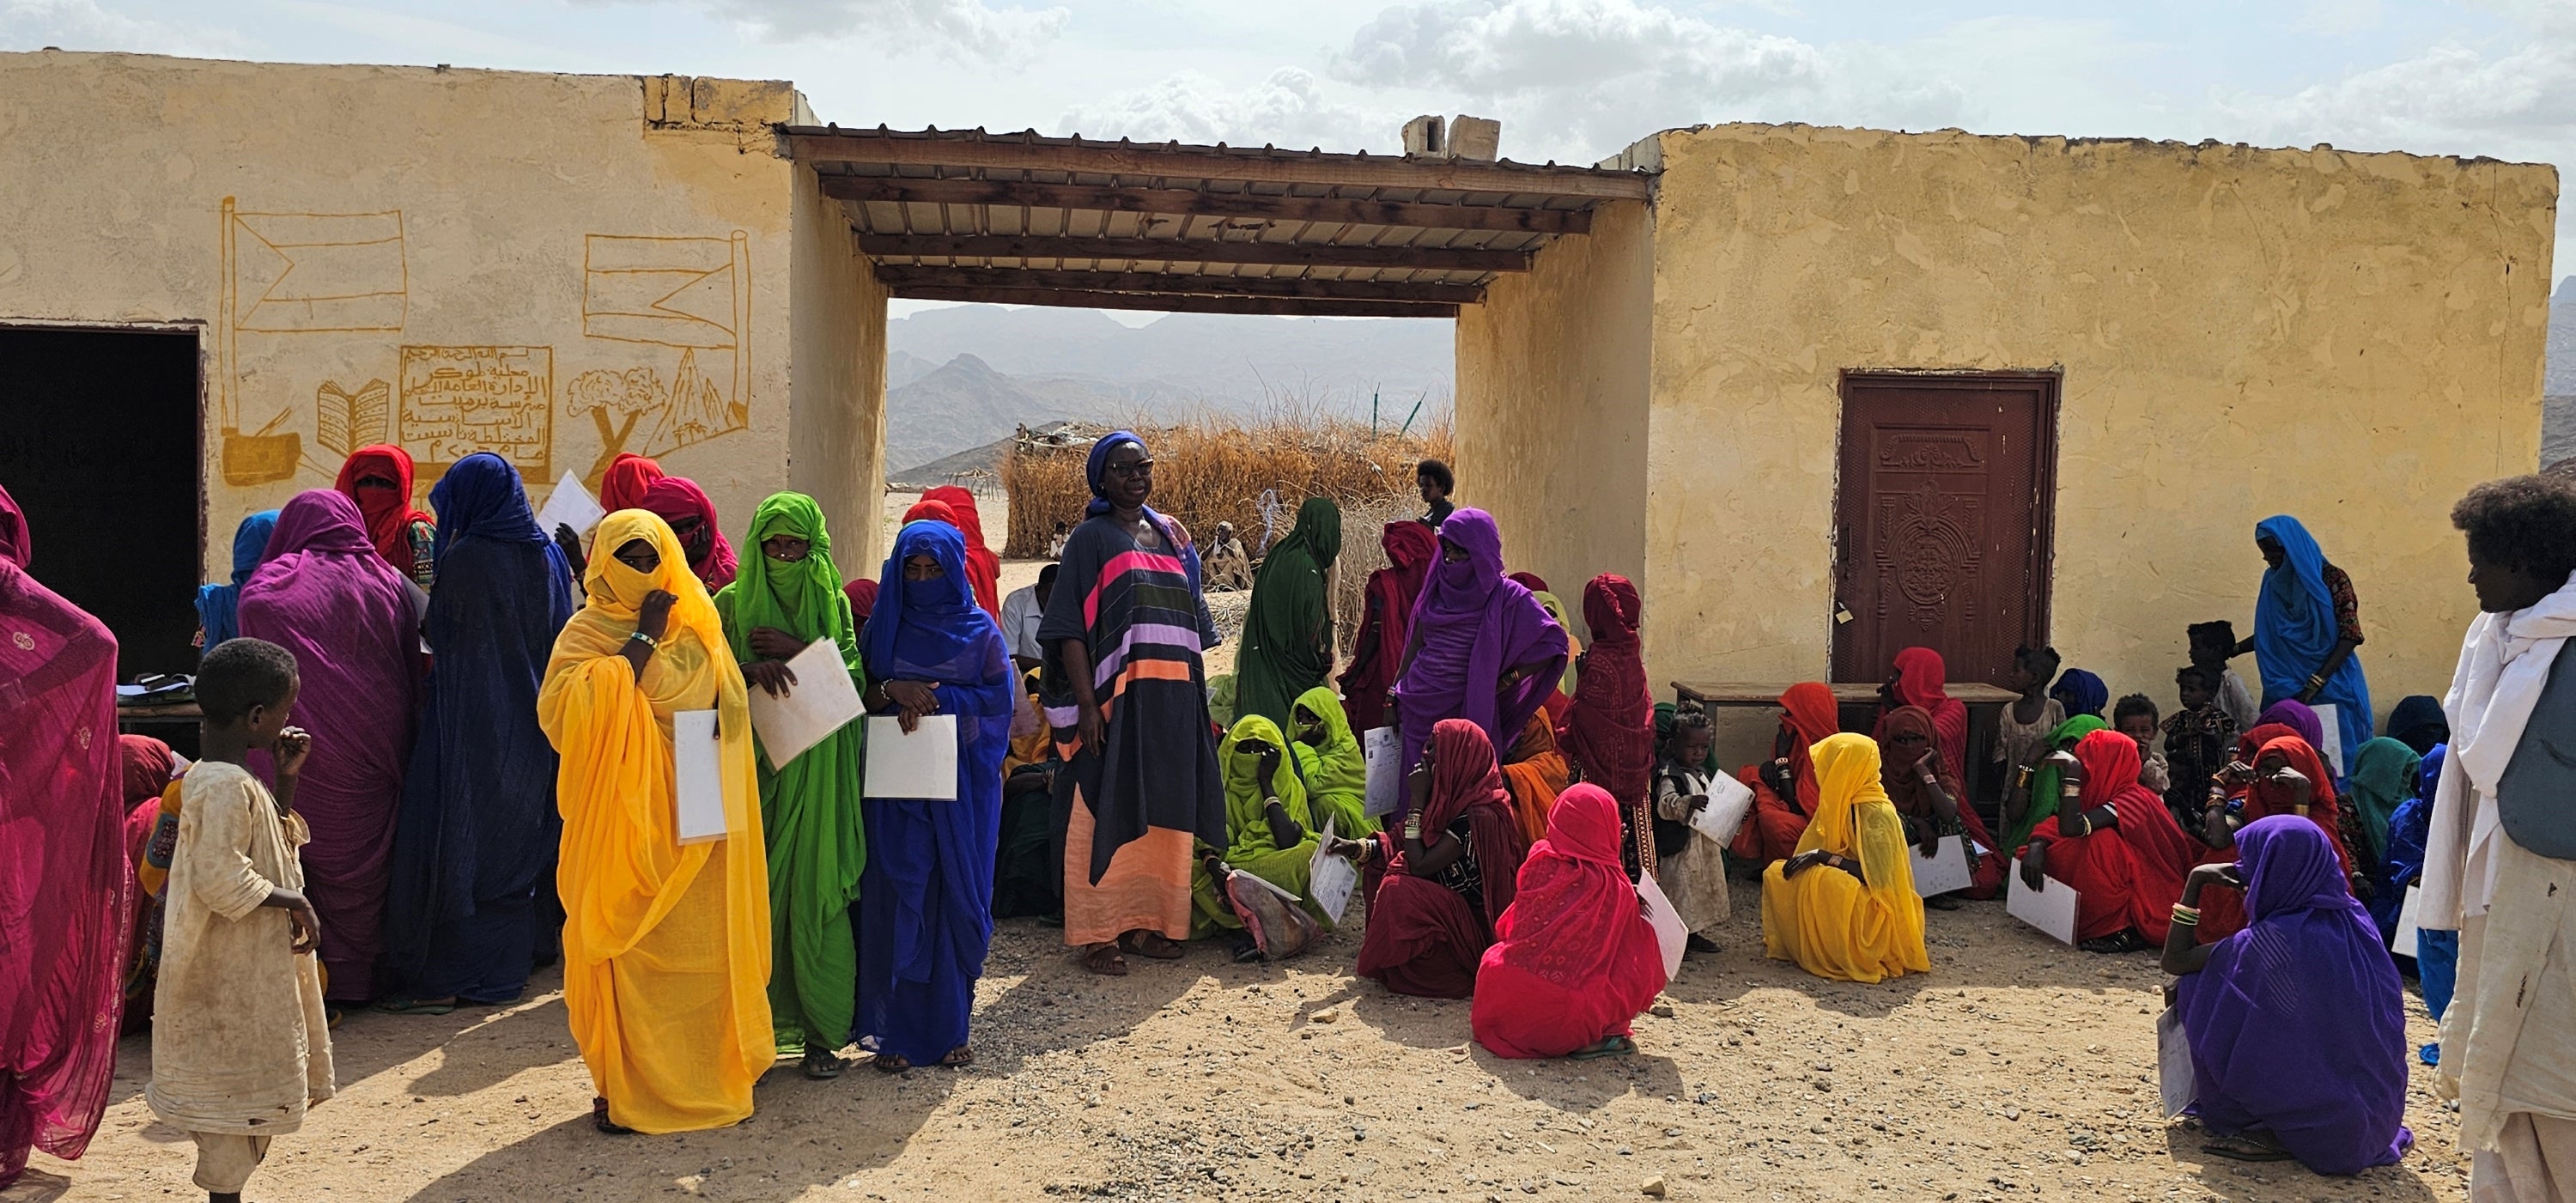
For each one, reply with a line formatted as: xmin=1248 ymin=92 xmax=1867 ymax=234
xmin=883 ymin=307 xmax=1454 ymax=476
xmin=2549 ymin=276 xmax=2576 ymax=468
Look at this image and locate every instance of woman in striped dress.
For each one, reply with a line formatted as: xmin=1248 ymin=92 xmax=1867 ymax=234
xmin=1039 ymin=432 xmax=1230 ymax=975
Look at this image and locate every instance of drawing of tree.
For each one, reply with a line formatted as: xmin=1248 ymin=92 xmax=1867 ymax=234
xmin=568 ymin=366 xmax=665 ymax=487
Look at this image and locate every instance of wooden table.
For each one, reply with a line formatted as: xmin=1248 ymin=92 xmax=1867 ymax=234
xmin=1670 ymin=681 xmax=2022 ymax=801
xmin=117 ymin=701 xmax=202 ymax=729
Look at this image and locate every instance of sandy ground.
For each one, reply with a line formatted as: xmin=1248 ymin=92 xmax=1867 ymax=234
xmin=8 ymin=492 xmax=2471 ymax=1202
xmin=11 ymin=899 xmax=2470 ymax=1203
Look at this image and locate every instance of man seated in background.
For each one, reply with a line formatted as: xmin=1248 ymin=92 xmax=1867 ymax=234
xmin=1203 ymin=522 xmax=1253 ymax=592
xmin=1000 ymin=563 xmax=1056 ymax=677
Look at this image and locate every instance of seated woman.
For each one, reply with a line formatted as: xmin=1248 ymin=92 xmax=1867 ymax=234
xmin=1194 ymin=714 xmax=1356 ymax=961
xmin=1730 ymin=683 xmax=1840 ymax=866
xmin=1877 ymin=706 xmax=2004 ymax=901
xmin=2343 ymin=736 xmax=2420 ymax=894
xmin=1521 ymin=583 xmax=1579 ymax=730
xmin=1498 ymin=711 xmax=1570 ymax=846
xmin=2190 ymin=733 xmax=2354 ymax=944
xmin=1874 ymin=647 xmax=1969 ymax=776
xmin=992 ymin=670 xmax=1064 ymax=920
xmin=2050 ymin=667 xmax=2109 ymax=720
xmin=1473 ymin=784 xmax=1668 ymax=1060
xmin=1290 ymin=686 xmax=1376 ymax=838
xmin=2166 ymin=817 xmax=2412 ymax=1173
xmin=1996 ymin=714 xmax=2108 ymax=854
xmin=855 ymin=519 xmax=1014 ymax=1072
xmin=538 ymin=511 xmax=771 ymax=1134
xmin=2014 ymin=729 xmax=2200 ymax=953
xmin=1354 ymin=719 xmax=1528 ymax=998
xmin=1759 ymin=733 xmax=1929 ymax=984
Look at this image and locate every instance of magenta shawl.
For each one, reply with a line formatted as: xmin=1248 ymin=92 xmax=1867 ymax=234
xmin=238 ymin=489 xmax=420 ymax=1000
xmin=0 ymin=484 xmax=131 ymax=1186
xmin=1390 ymin=508 xmax=1566 ymax=796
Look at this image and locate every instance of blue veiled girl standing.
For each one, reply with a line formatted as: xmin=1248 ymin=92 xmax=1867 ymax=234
xmin=382 ymin=453 xmax=575 ymax=1008
xmin=2248 ymin=515 xmax=2372 ymax=774
xmin=192 ymin=509 xmax=276 ymax=653
xmin=855 ymin=519 xmax=1013 ymax=1071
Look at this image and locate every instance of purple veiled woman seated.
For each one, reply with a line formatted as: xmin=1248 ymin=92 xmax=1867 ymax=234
xmin=238 ymin=489 xmax=422 ymax=1001
xmin=2166 ymin=814 xmax=2412 ymax=1174
xmin=1388 ymin=508 xmax=1565 ymax=809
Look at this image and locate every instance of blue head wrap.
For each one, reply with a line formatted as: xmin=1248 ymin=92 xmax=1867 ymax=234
xmin=194 ymin=509 xmax=278 ymax=653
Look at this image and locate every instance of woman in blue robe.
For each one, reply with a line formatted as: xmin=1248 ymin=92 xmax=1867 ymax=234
xmin=2248 ymin=515 xmax=2372 ymax=774
xmin=381 ymin=453 xmax=575 ymax=1009
xmin=854 ymin=519 xmax=1013 ymax=1071
xmin=192 ymin=509 xmax=276 ymax=653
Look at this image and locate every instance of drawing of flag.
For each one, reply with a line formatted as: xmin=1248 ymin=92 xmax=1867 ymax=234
xmin=232 ymin=210 xmax=408 ymax=332
xmin=583 ymin=234 xmax=744 ymax=349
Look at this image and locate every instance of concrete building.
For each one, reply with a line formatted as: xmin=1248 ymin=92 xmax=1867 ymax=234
xmin=0 ymin=51 xmax=2554 ymax=743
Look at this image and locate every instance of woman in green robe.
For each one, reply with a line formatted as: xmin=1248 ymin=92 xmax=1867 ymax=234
xmin=1233 ymin=497 xmax=1342 ymax=728
xmin=1194 ymin=714 xmax=1339 ymax=960
xmin=714 ymin=492 xmax=868 ymax=1078
xmin=1998 ymin=713 xmax=2110 ymax=854
xmin=1291 ymin=685 xmax=1376 ymax=838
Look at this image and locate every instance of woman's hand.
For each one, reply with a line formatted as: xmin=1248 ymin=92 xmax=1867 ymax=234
xmin=749 ymin=625 xmax=805 ymax=661
xmin=1077 ymin=702 xmax=1105 ymax=752
xmin=744 ymin=659 xmax=798 ymax=698
xmin=1911 ymin=816 xmax=1942 ymax=859
xmin=2216 ymin=759 xmax=2257 ymax=788
xmin=637 ymin=589 xmax=677 ymax=642
xmin=884 ymin=679 xmax=939 ymax=734
xmin=2182 ymin=861 xmax=2244 ymax=904
xmin=2019 ymin=841 xmax=2050 ymax=890
xmin=1780 ymin=849 xmax=1826 ymax=878
xmin=1406 ymin=757 xmax=1432 ymax=813
xmin=1256 ymin=742 xmax=1283 ymax=794
xmin=2044 ymin=748 xmax=2085 ymax=786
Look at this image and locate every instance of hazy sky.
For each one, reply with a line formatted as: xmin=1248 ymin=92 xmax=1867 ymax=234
xmin=8 ymin=0 xmax=2572 ymax=303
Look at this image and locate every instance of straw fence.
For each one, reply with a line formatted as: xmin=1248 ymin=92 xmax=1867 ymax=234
xmin=999 ymin=416 xmax=1451 ymax=654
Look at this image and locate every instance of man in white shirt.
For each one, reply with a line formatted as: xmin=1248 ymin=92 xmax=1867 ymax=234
xmin=1001 ymin=563 xmax=1056 ymax=677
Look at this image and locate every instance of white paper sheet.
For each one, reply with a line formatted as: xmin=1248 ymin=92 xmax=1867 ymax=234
xmin=1636 ymin=870 xmax=1687 ymax=981
xmin=1689 ymin=770 xmax=1755 ymax=847
xmin=2311 ymin=702 xmax=2344 ymax=770
xmin=2006 ymin=868 xmax=2080 ymax=944
xmin=2156 ymin=1008 xmax=2197 ymax=1118
xmin=2391 ymin=884 xmax=2426 ymax=957
xmin=1910 ymin=835 xmax=1975 ymax=898
xmin=1363 ymin=726 xmax=1403 ymax=817
xmin=534 ymin=469 xmax=606 ymax=538
xmin=672 ymin=709 xmax=727 ymax=844
xmin=1307 ymin=817 xmax=1358 ymax=926
xmin=743 ymin=638 xmax=866 ymax=769
xmin=865 ymin=714 xmax=959 ymax=799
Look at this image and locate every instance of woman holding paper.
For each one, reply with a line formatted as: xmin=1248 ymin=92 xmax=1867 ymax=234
xmin=1290 ymin=686 xmax=1375 ymax=838
xmin=1759 ymin=732 xmax=1929 ymax=984
xmin=1354 ymin=719 xmax=1528 ymax=998
xmin=2014 ymin=728 xmax=2199 ymax=952
xmin=854 ymin=519 xmax=1013 ymax=1071
xmin=1194 ymin=714 xmax=1358 ymax=958
xmin=1876 ymin=705 xmax=2005 ymax=901
xmin=382 ymin=454 xmax=576 ymax=1013
xmin=538 ymin=510 xmax=772 ymax=1134
xmin=1473 ymin=784 xmax=1668 ymax=1059
xmin=714 ymin=492 xmax=868 ymax=1079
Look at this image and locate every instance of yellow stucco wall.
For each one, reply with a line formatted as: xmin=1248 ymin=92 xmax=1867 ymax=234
xmin=788 ymin=161 xmax=890 ymax=572
xmin=1453 ymin=198 xmax=1654 ymax=639
xmin=1635 ymin=124 xmax=2553 ymax=726
xmin=0 ymin=52 xmax=820 ymax=574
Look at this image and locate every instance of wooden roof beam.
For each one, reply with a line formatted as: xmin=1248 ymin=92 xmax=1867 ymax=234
xmin=872 ymin=264 xmax=1485 ymax=304
xmin=884 ymin=283 xmax=1459 ymax=318
xmin=821 ymin=174 xmax=1590 ymax=234
xmin=787 ymin=129 xmax=1651 ymax=201
xmin=854 ymin=233 xmax=1530 ymax=272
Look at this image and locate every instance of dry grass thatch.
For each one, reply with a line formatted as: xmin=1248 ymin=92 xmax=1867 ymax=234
xmin=1002 ymin=414 xmax=1450 ymax=658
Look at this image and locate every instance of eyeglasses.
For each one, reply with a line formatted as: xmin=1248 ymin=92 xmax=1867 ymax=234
xmin=1103 ymin=459 xmax=1155 ymax=477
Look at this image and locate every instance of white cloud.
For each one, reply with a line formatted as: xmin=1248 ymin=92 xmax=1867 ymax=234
xmin=1054 ymin=66 xmax=1390 ymax=153
xmin=0 ymin=0 xmax=249 ymax=56
xmin=628 ymin=0 xmax=1068 ymax=61
xmin=2215 ymin=4 xmax=2576 ymax=155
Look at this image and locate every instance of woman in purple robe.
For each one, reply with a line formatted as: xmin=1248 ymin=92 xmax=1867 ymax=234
xmin=1389 ymin=508 xmax=1565 ymax=808
xmin=238 ymin=489 xmax=422 ymax=1002
xmin=2165 ymin=814 xmax=2412 ymax=1173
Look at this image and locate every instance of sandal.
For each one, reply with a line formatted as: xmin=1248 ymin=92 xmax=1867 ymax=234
xmin=940 ymin=1045 xmax=975 ymax=1068
xmin=374 ymin=996 xmax=458 ymax=1017
xmin=1228 ymin=932 xmax=1263 ymax=963
xmin=2202 ymin=1133 xmax=2293 ymax=1163
xmin=1121 ymin=931 xmax=1186 ymax=960
xmin=2080 ymin=930 xmax=2151 ymax=955
xmin=871 ymin=1054 xmax=912 ymax=1075
xmin=592 ymin=1097 xmax=635 ymax=1135
xmin=803 ymin=1047 xmax=847 ymax=1080
xmin=1568 ymin=1036 xmax=1637 ymax=1061
xmin=1083 ymin=943 xmax=1130 ymax=976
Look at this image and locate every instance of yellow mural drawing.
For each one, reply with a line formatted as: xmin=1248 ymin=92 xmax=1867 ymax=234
xmin=216 ymin=197 xmax=410 ymax=485
xmin=573 ymin=231 xmax=752 ymax=485
xmin=398 ymin=346 xmax=554 ymax=480
xmin=313 ymin=378 xmax=392 ymax=459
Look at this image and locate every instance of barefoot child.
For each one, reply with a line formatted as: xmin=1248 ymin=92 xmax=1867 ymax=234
xmin=1651 ymin=704 xmax=1728 ymax=952
xmin=147 ymin=638 xmax=333 ymax=1203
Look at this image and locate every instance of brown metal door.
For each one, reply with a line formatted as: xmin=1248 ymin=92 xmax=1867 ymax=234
xmin=1831 ymin=372 xmax=2058 ymax=688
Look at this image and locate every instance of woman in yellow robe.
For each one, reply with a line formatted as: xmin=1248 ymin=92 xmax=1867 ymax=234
xmin=1760 ymin=732 xmax=1929 ymax=984
xmin=538 ymin=509 xmax=773 ymax=1134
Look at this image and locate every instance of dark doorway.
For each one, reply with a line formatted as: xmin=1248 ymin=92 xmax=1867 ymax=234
xmin=1831 ymin=371 xmax=2058 ymax=690
xmin=0 ymin=326 xmax=203 ymax=681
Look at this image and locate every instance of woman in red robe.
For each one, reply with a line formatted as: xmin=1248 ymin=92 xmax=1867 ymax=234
xmin=1355 ymin=720 xmax=1528 ymax=999
xmin=1336 ymin=522 xmax=1437 ymax=732
xmin=2014 ymin=728 xmax=2198 ymax=952
xmin=1473 ymin=783 xmax=1667 ymax=1059
xmin=1874 ymin=647 xmax=1969 ymax=780
xmin=1731 ymin=682 xmax=1840 ymax=866
xmin=2193 ymin=734 xmax=2352 ymax=943
xmin=921 ymin=485 xmax=1002 ymax=619
xmin=1878 ymin=705 xmax=2005 ymax=900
